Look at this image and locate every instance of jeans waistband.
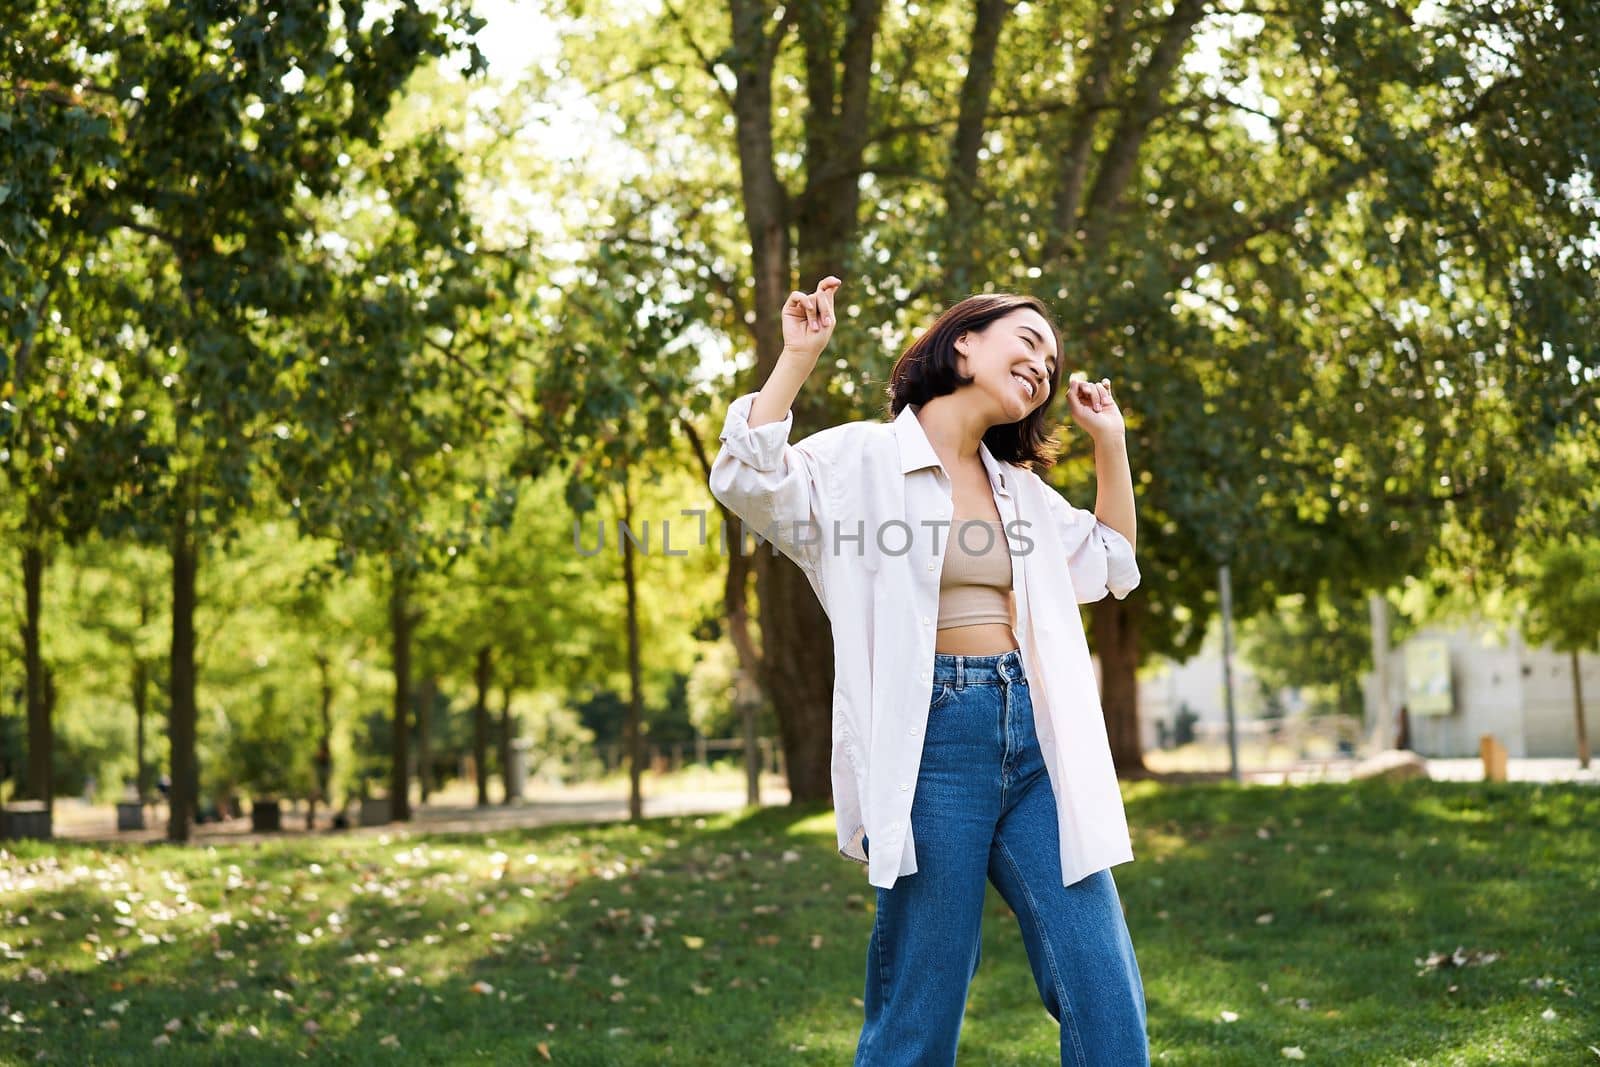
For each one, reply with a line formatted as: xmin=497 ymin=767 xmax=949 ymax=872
xmin=931 ymin=647 xmax=1025 ymax=687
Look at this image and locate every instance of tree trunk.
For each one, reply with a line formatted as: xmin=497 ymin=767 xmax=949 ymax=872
xmin=622 ymin=469 xmax=645 ymax=820
xmin=473 ymin=646 xmax=492 ymax=807
xmin=1574 ymin=648 xmax=1591 ymax=770
xmin=133 ymin=659 xmax=148 ymax=806
xmin=133 ymin=592 xmax=151 ymax=806
xmin=731 ymin=0 xmax=840 ymax=805
xmin=167 ymin=501 xmax=199 ymax=842
xmin=388 ymin=563 xmax=413 ymax=822
xmin=309 ymin=655 xmax=333 ymax=831
xmin=1091 ymin=596 xmax=1147 ymax=776
xmin=416 ymin=673 xmax=437 ymax=805
xmin=498 ymin=683 xmax=518 ymax=804
xmin=21 ymin=544 xmax=51 ymax=812
xmin=756 ymin=555 xmax=835 ymax=802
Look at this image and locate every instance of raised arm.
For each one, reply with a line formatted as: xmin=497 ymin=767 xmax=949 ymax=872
xmin=748 ymin=276 xmax=841 ymax=427
xmin=1050 ymin=375 xmax=1140 ymax=602
xmin=708 ymin=276 xmax=843 ymax=572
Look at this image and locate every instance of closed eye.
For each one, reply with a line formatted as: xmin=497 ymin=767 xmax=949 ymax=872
xmin=1018 ymin=328 xmax=1056 ymax=376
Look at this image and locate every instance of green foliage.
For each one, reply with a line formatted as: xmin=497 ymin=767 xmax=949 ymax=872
xmin=552 ymin=0 xmax=1600 ymax=670
xmin=219 ymin=685 xmax=314 ymax=800
xmin=1520 ymin=538 xmax=1600 ymax=655
xmin=1239 ymin=588 xmax=1398 ymax=719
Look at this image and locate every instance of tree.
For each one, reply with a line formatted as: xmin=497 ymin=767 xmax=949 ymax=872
xmin=0 ymin=227 xmax=163 ymax=820
xmin=3 ymin=0 xmax=488 ymax=840
xmin=548 ymin=0 xmax=1600 ymax=790
xmin=1519 ymin=539 xmax=1600 ymax=768
xmin=275 ymin=121 xmax=522 ymax=821
xmin=529 ymin=242 xmax=716 ymax=817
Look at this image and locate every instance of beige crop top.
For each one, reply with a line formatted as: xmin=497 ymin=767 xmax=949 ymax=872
xmin=937 ymin=520 xmax=1015 ymax=629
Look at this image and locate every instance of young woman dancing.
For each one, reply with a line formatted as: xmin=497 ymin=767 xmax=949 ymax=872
xmin=709 ymin=275 xmax=1148 ymax=1066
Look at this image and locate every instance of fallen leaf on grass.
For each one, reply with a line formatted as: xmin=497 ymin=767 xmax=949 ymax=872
xmin=1415 ymin=947 xmax=1500 ymax=975
xmin=1281 ymin=1047 xmax=1305 ymax=1060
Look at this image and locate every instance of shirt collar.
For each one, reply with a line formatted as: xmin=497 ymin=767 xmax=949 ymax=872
xmin=893 ymin=402 xmax=1010 ymax=497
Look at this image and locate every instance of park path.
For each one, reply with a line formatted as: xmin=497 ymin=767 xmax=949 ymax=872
xmin=46 ymin=776 xmax=794 ymax=847
xmin=35 ymin=756 xmax=1596 ymax=847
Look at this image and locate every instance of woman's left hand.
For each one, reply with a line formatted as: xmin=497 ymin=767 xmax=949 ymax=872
xmin=1066 ymin=376 xmax=1126 ymax=440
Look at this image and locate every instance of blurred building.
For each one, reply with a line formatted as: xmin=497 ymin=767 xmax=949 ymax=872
xmin=1126 ymin=616 xmax=1596 ymax=761
xmin=1362 ymin=620 xmax=1599 ymax=759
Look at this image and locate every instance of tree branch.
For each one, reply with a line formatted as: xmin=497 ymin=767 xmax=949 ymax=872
xmin=419 ymin=334 xmax=536 ymax=428
xmin=871 ymin=97 xmax=1090 ymax=146
xmin=1080 ymin=0 xmax=1210 ymax=247
xmin=106 ymin=213 xmax=186 ymax=249
xmin=1043 ymin=3 xmax=1128 ymax=265
xmin=663 ymin=1 xmax=736 ymax=113
xmin=942 ymin=0 xmax=1013 ymax=297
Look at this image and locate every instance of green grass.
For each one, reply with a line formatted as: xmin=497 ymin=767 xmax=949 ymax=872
xmin=2 ymin=780 xmax=1596 ymax=1065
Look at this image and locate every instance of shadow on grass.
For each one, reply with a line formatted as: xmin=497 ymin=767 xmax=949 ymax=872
xmin=3 ymin=781 xmax=1597 ymax=1065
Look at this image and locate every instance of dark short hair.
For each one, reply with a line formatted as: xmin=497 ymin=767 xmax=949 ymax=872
xmin=885 ymin=293 xmax=1066 ymax=470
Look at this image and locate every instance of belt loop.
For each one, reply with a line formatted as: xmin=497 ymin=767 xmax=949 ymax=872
xmin=956 ymin=655 xmax=965 ymax=690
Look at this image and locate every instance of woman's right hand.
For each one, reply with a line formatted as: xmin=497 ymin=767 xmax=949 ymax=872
xmin=781 ymin=276 xmax=842 ymax=362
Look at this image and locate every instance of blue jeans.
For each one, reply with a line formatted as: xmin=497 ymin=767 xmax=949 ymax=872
xmin=853 ymin=648 xmax=1149 ymax=1066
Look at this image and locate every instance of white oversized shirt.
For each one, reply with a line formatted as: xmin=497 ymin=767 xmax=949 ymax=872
xmin=708 ymin=391 xmax=1142 ymax=890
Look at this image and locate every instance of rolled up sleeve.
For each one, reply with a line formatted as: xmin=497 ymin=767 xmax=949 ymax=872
xmin=708 ymin=392 xmax=828 ymax=573
xmin=1044 ymin=487 xmax=1141 ymax=603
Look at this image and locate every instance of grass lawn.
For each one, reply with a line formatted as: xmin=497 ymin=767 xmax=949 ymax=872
xmin=2 ymin=779 xmax=1595 ymax=1065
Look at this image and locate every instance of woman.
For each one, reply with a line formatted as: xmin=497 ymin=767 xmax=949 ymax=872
xmin=709 ymin=276 xmax=1149 ymax=1066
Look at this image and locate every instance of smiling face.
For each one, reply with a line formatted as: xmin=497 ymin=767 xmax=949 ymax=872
xmin=952 ymin=308 xmax=1060 ymax=424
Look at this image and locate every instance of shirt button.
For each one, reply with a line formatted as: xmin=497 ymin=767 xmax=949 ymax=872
xmin=908 ymin=725 xmax=920 ymax=736
xmin=921 ymin=615 xmax=931 ymax=625
xmin=899 ymin=783 xmax=909 ymax=791
xmin=920 ymin=669 xmax=930 ymax=681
